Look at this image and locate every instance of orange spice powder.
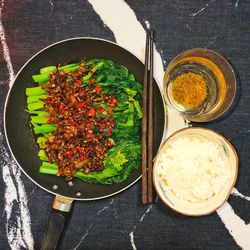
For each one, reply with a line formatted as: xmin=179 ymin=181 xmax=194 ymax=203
xmin=171 ymin=72 xmax=207 ymax=109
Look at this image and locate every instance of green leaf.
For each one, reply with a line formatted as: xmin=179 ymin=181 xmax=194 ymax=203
xmin=104 ymin=150 xmax=128 ymax=171
xmin=133 ymin=100 xmax=143 ymax=118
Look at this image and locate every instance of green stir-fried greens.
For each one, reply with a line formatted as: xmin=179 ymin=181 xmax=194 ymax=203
xmin=26 ymin=59 xmax=142 ymax=184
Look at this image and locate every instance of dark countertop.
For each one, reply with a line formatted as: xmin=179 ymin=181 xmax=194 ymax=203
xmin=0 ymin=1 xmax=250 ymax=249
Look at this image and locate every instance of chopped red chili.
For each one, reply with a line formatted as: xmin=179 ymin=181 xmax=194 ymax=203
xmin=100 ymin=123 xmax=106 ymax=130
xmin=106 ymin=139 xmax=113 ymax=147
xmin=88 ymin=107 xmax=96 ymax=117
xmin=99 ymin=107 xmax=105 ymax=113
xmin=90 ymin=78 xmax=95 ymax=84
xmin=66 ymin=150 xmax=74 ymax=156
xmin=108 ymin=107 xmax=113 ymax=114
xmin=77 ymin=146 xmax=84 ymax=153
xmin=59 ymin=103 xmax=64 ymax=110
xmin=77 ymin=102 xmax=86 ymax=109
xmin=95 ymin=85 xmax=102 ymax=94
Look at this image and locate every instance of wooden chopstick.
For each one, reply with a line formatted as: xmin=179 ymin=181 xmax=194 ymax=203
xmin=147 ymin=29 xmax=154 ymax=203
xmin=142 ymin=30 xmax=150 ymax=204
xmin=142 ymin=28 xmax=154 ymax=204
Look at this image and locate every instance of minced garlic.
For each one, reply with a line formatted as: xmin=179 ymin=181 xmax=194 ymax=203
xmin=157 ymin=136 xmax=232 ymax=203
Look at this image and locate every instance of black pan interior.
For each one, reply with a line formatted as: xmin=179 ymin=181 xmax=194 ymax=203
xmin=5 ymin=38 xmax=165 ymax=200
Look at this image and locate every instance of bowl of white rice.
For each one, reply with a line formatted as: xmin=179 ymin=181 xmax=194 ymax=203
xmin=153 ymin=127 xmax=238 ymax=216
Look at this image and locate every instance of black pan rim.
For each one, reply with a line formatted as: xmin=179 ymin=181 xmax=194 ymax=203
xmin=3 ymin=36 xmax=167 ymax=201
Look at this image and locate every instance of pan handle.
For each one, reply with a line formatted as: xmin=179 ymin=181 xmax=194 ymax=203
xmin=41 ymin=195 xmax=73 ymax=250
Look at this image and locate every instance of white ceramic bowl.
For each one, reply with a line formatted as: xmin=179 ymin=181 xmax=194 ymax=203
xmin=153 ymin=127 xmax=238 ymax=216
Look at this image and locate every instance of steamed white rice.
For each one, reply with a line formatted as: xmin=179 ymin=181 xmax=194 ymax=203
xmin=157 ymin=136 xmax=232 ymax=203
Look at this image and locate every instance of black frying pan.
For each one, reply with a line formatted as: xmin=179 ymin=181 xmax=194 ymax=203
xmin=4 ymin=38 xmax=165 ymax=249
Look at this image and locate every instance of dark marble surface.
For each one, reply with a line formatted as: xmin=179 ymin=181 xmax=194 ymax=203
xmin=0 ymin=1 xmax=249 ymax=249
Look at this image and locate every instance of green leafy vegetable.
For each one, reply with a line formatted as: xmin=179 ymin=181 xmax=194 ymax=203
xmin=27 ymin=58 xmax=143 ymax=185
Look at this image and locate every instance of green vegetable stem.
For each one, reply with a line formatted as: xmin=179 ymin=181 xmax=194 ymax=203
xmin=34 ymin=124 xmax=56 ymax=134
xmin=82 ymin=61 xmax=104 ymax=83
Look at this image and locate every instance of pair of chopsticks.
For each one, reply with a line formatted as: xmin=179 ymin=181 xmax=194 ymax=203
xmin=142 ymin=28 xmax=154 ymax=204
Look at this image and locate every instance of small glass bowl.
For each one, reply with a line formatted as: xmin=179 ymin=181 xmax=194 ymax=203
xmin=163 ymin=48 xmax=236 ymax=122
xmin=153 ymin=127 xmax=238 ymax=216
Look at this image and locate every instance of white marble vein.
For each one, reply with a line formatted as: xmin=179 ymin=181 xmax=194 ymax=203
xmin=71 ymin=199 xmax=115 ymax=249
xmin=205 ymin=35 xmax=219 ymax=48
xmin=189 ymin=0 xmax=216 ymax=17
xmin=113 ymin=203 xmax=118 ymax=220
xmin=0 ymin=0 xmax=14 ymax=86
xmin=1 ymin=135 xmax=34 ymax=249
xmin=70 ymin=224 xmax=93 ymax=250
xmin=139 ymin=203 xmax=154 ymax=223
xmin=97 ymin=198 xmax=114 ymax=215
xmin=2 ymin=165 xmax=22 ymax=249
xmin=28 ymin=187 xmax=38 ymax=197
xmin=129 ymin=203 xmax=155 ymax=250
xmin=129 ymin=231 xmax=137 ymax=250
xmin=186 ymin=24 xmax=194 ymax=33
xmin=144 ymin=19 xmax=150 ymax=29
xmin=27 ymin=187 xmax=38 ymax=203
xmin=235 ymin=0 xmax=240 ymax=7
xmin=232 ymin=188 xmax=250 ymax=201
xmin=96 ymin=205 xmax=109 ymax=215
xmin=217 ymin=202 xmax=250 ymax=250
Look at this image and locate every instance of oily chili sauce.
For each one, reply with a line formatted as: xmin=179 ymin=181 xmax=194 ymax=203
xmin=41 ymin=63 xmax=117 ymax=180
